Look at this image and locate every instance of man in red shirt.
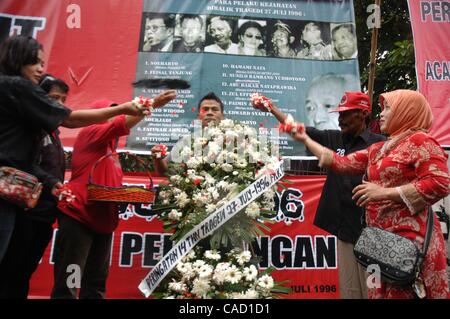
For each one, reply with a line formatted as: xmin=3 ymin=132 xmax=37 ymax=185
xmin=51 ymin=90 xmax=176 ymax=299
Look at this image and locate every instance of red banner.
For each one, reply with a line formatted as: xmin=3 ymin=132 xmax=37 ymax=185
xmin=0 ymin=0 xmax=143 ymax=148
xmin=29 ymin=175 xmax=339 ymax=299
xmin=408 ymin=0 xmax=450 ymax=146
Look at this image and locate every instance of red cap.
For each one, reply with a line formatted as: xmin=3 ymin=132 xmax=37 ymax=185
xmin=329 ymin=92 xmax=371 ymax=113
xmin=90 ymin=99 xmax=117 ymax=109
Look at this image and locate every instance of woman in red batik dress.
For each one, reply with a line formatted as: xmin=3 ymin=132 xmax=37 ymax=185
xmin=289 ymin=89 xmax=450 ymax=299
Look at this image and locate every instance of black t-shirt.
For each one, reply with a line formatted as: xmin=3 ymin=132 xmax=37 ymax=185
xmin=28 ymin=131 xmax=66 ymax=224
xmin=307 ymin=127 xmax=386 ymax=244
xmin=0 ymin=75 xmax=71 ymax=176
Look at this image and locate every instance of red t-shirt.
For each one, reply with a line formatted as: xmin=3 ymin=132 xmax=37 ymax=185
xmin=58 ymin=115 xmax=129 ymax=233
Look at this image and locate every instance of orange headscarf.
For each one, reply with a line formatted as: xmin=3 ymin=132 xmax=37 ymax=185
xmin=379 ymin=89 xmax=433 ymax=137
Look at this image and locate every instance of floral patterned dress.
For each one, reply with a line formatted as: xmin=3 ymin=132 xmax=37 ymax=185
xmin=327 ymin=130 xmax=450 ymax=299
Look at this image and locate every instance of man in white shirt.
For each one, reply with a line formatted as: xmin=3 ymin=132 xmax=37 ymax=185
xmin=204 ymin=16 xmax=238 ymax=54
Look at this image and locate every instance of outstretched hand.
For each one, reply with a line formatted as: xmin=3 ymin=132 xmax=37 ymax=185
xmin=288 ymin=123 xmax=307 ymax=143
xmin=153 ymin=90 xmax=177 ymax=108
xmin=250 ymin=93 xmax=273 ymax=112
xmin=151 ymin=144 xmax=168 ymax=159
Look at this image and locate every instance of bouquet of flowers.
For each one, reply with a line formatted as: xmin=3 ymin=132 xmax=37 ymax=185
xmin=153 ymin=247 xmax=289 ymax=299
xmin=152 ymin=119 xmax=289 ymax=298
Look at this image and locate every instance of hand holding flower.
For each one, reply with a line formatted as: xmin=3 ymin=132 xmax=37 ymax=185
xmin=250 ymin=93 xmax=273 ymax=112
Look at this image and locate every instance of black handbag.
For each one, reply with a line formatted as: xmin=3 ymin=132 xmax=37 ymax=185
xmin=353 ymin=207 xmax=433 ymax=287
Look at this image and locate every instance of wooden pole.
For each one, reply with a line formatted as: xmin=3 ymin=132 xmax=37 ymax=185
xmin=367 ymin=0 xmax=382 ymax=108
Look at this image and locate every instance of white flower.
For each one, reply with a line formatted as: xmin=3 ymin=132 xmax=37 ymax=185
xmin=186 ymin=250 xmax=196 ymax=259
xmin=245 ymin=202 xmax=260 ymax=218
xmin=225 ymin=130 xmax=239 ymax=140
xmin=172 ymin=188 xmax=182 ymax=195
xmin=229 ymin=292 xmax=247 ymax=299
xmin=217 ymin=180 xmax=229 ymax=190
xmin=168 ymin=280 xmax=187 ymax=293
xmin=159 ymin=190 xmax=170 ymax=199
xmin=192 ymin=192 xmax=206 ymax=206
xmin=225 ymin=151 xmax=237 ymax=164
xmin=206 ymin=203 xmax=217 ymax=214
xmin=169 ymin=175 xmax=181 ymax=183
xmin=168 ymin=209 xmax=182 ymax=221
xmin=225 ymin=265 xmax=242 ymax=284
xmin=257 ymin=275 xmax=274 ymax=290
xmin=207 ymin=187 xmax=220 ymax=200
xmin=226 ymin=182 xmax=239 ymax=193
xmin=229 ymin=289 xmax=259 ymax=299
xmin=204 ymin=250 xmax=221 ymax=261
xmin=191 ymin=278 xmax=211 ymax=297
xmin=206 ymin=127 xmax=222 ymax=138
xmin=181 ymin=250 xmax=196 ymax=262
xmin=198 ymin=264 xmax=214 ymax=279
xmin=186 ymin=157 xmax=201 ymax=169
xmin=213 ymin=262 xmax=231 ymax=284
xmin=193 ymin=137 xmax=208 ymax=150
xmin=175 ymin=192 xmax=189 ymax=208
xmin=193 ymin=259 xmax=206 ymax=271
xmin=203 ymin=173 xmax=216 ymax=185
xmin=206 ymin=141 xmax=221 ymax=157
xmin=263 ymin=188 xmax=275 ymax=201
xmin=236 ymin=251 xmax=251 ymax=265
xmin=244 ymin=289 xmax=259 ymax=298
xmin=219 ymin=119 xmax=234 ymax=129
xmin=235 ymin=158 xmax=247 ymax=168
xmin=244 ymin=126 xmax=257 ymax=138
xmin=243 ymin=265 xmax=258 ymax=281
xmin=221 ymin=163 xmax=233 ymax=172
xmin=249 ymin=151 xmax=262 ymax=164
xmin=176 ymin=262 xmax=194 ymax=279
xmin=180 ymin=145 xmax=193 ymax=159
xmin=186 ymin=169 xmax=196 ymax=177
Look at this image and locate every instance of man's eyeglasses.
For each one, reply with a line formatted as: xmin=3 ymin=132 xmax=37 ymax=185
xmin=147 ymin=25 xmax=167 ymax=32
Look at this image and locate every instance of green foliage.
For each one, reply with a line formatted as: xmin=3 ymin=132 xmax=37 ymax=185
xmin=355 ymin=0 xmax=416 ymax=117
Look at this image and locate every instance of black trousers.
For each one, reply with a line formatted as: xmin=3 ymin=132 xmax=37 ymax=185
xmin=0 ymin=213 xmax=53 ymax=299
xmin=51 ymin=213 xmax=112 ymax=299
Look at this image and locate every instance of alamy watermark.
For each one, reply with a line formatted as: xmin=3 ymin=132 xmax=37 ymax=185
xmin=366 ymin=264 xmax=381 ymax=289
xmin=367 ymin=4 xmax=381 ymax=29
xmin=66 ymin=264 xmax=81 ymax=289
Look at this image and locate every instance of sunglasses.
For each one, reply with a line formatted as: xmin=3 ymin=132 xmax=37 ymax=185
xmin=244 ymin=33 xmax=262 ymax=40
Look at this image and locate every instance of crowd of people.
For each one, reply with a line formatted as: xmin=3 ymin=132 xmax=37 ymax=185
xmin=0 ymin=35 xmax=176 ymax=298
xmin=258 ymin=90 xmax=450 ymax=299
xmin=0 ymin=32 xmax=449 ymax=300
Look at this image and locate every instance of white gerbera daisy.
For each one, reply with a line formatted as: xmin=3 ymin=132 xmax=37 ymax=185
xmin=257 ymin=274 xmax=274 ymax=290
xmin=243 ymin=265 xmax=258 ymax=281
xmin=225 ymin=265 xmax=242 ymax=284
xmin=191 ymin=278 xmax=211 ymax=297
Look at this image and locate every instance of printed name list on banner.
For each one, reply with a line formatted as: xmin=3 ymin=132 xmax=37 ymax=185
xmin=126 ymin=0 xmax=360 ymax=156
